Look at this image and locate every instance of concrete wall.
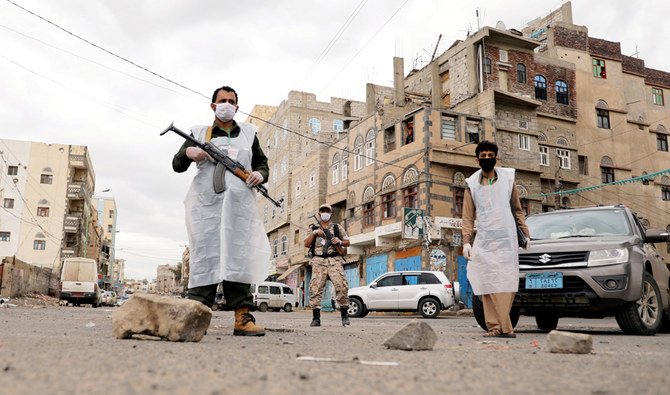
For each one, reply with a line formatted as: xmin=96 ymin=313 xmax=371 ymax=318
xmin=0 ymin=256 xmax=56 ymax=297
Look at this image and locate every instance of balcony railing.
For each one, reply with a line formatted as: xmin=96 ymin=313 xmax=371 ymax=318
xmin=63 ymin=215 xmax=81 ymax=233
xmin=67 ymin=182 xmax=89 ymax=199
xmin=69 ymin=154 xmax=87 ymax=169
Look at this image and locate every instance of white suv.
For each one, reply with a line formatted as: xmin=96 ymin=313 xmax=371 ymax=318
xmin=347 ymin=271 xmax=455 ymax=318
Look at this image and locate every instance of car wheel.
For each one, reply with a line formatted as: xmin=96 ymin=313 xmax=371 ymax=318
xmin=472 ymin=295 xmax=520 ymax=331
xmin=615 ymin=272 xmax=663 ymax=335
xmin=283 ymin=303 xmax=292 ymax=312
xmin=258 ymin=302 xmax=268 ymax=312
xmin=535 ymin=313 xmax=559 ymax=332
xmin=419 ymin=297 xmax=440 ymax=318
xmin=348 ymin=298 xmax=365 ymax=318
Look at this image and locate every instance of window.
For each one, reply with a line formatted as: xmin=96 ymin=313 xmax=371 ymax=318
xmin=0 ymin=232 xmax=9 ymax=241
xmin=33 ymin=240 xmax=46 ymax=250
xmin=269 ymin=286 xmax=281 ymax=295
xmin=578 ymin=155 xmax=589 ymax=175
xmin=3 ymin=198 xmax=14 ymax=208
xmin=295 ymin=181 xmax=301 ymax=197
xmin=354 ymin=136 xmax=363 ymax=171
xmin=109 ymin=210 xmax=114 ymax=218
xmin=40 ymin=174 xmax=53 ymax=184
xmin=309 ymin=118 xmax=321 ymax=134
xmin=108 ymin=225 xmax=113 ymax=233
xmin=653 ymin=87 xmax=664 ymax=106
xmin=363 ymin=202 xmax=374 ymax=227
xmin=294 ymin=229 xmax=299 ymax=244
xmin=280 ymin=193 xmax=285 ymax=213
xmin=518 ymin=134 xmax=530 ymax=150
xmin=341 ymin=151 xmax=348 ymax=181
xmin=309 ymin=171 xmax=316 ymax=188
xmin=592 ymin=58 xmax=606 ymax=79
xmin=333 ymin=119 xmax=344 ymax=132
xmin=557 ymin=149 xmax=570 ymax=169
xmin=381 ymin=192 xmax=396 ymax=219
xmin=384 ymin=126 xmax=396 ymax=152
xmin=483 ymin=57 xmax=492 ymax=74
xmin=516 ymin=63 xmax=526 ymax=83
xmin=258 ymin=285 xmax=269 ymax=294
xmin=453 ymin=187 xmax=464 ymax=217
xmin=597 ymin=109 xmax=610 ymax=129
xmin=441 ymin=116 xmax=456 ymax=140
xmin=601 ymin=157 xmax=615 ymax=183
xmin=657 ymin=133 xmax=668 ymax=152
xmin=663 ymin=187 xmax=670 ymax=201
xmin=377 ymin=275 xmax=401 ymax=287
xmin=540 ymin=146 xmax=549 ymax=166
xmin=7 ymin=165 xmax=17 ymax=176
xmin=402 ymin=186 xmax=418 ymax=209
xmin=534 ymin=75 xmax=547 ymax=100
xmin=273 ymin=239 xmax=278 ymax=258
xmin=281 ymin=236 xmax=287 ymax=256
xmin=402 ymin=118 xmax=414 ymax=145
xmin=37 ymin=207 xmax=49 ymax=217
xmin=332 ymin=153 xmax=340 ymax=185
xmin=365 ymin=129 xmax=375 ymax=166
xmin=283 ymin=286 xmax=294 ymax=295
xmin=555 ymin=80 xmax=568 ymax=104
xmin=465 ymin=120 xmax=480 ymax=143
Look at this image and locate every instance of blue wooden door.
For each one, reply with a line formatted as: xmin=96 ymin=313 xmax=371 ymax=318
xmin=394 ymin=255 xmax=421 ymax=273
xmin=344 ymin=263 xmax=360 ymax=289
xmin=365 ymin=254 xmax=388 ymax=284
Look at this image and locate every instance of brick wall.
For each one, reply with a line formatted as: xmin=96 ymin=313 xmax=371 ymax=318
xmin=588 ymin=37 xmax=622 ymax=61
xmin=553 ymin=25 xmax=587 ymax=51
xmin=622 ymin=55 xmax=645 ymax=76
xmin=0 ymin=257 xmax=56 ymax=297
xmin=645 ymin=68 xmax=670 ymax=89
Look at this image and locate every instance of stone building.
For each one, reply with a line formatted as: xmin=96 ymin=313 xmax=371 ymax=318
xmin=156 ymin=264 xmax=177 ymax=294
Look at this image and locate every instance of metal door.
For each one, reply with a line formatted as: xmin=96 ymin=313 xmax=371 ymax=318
xmin=394 ymin=255 xmax=421 ymax=272
xmin=365 ymin=254 xmax=388 ymax=284
xmin=344 ymin=263 xmax=360 ymax=289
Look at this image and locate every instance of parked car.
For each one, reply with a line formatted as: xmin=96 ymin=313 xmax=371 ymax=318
xmin=251 ymin=282 xmax=297 ymax=312
xmin=472 ymin=205 xmax=670 ymax=335
xmin=59 ymin=257 xmax=102 ymax=307
xmin=101 ymin=291 xmax=117 ymax=306
xmin=347 ymin=271 xmax=455 ymax=318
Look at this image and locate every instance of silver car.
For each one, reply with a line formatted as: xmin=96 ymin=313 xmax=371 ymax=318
xmin=472 ymin=205 xmax=670 ymax=335
xmin=348 ymin=271 xmax=455 ymax=318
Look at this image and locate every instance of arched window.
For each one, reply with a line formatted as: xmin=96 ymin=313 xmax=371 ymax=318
xmin=657 ymin=125 xmax=668 ymax=152
xmin=556 ymin=137 xmax=568 ymax=146
xmin=534 ymin=75 xmax=547 ymax=100
xmin=402 ymin=168 xmax=419 ymax=186
xmin=600 ymin=156 xmax=615 ymax=183
xmin=341 ymin=150 xmax=349 ymax=181
xmin=281 ymin=235 xmax=288 ymax=256
xmin=332 ymin=153 xmax=340 ymax=185
xmin=381 ymin=174 xmax=396 ymax=191
xmin=309 ymin=118 xmax=321 ymax=134
xmin=365 ymin=129 xmax=375 ymax=166
xmin=273 ymin=239 xmax=279 ymax=258
xmin=363 ymin=186 xmax=375 ymax=202
xmin=556 ymin=80 xmax=568 ymax=104
xmin=363 ymin=186 xmax=375 ymax=227
xmin=516 ymin=63 xmax=526 ymax=83
xmin=354 ymin=136 xmax=364 ymax=171
xmin=596 ymin=100 xmax=610 ymax=129
xmin=402 ymin=169 xmax=419 ymax=209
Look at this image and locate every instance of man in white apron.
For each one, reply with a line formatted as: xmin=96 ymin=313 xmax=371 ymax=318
xmin=172 ymin=85 xmax=271 ymax=336
xmin=461 ymin=140 xmax=530 ymax=338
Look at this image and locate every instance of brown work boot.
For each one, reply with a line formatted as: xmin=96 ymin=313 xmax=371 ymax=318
xmin=233 ymin=307 xmax=265 ymax=336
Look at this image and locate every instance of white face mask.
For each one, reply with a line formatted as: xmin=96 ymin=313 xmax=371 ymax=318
xmin=215 ymin=102 xmax=236 ymax=122
xmin=320 ymin=213 xmax=331 ymax=222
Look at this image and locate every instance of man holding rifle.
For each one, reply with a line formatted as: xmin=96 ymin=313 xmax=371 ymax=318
xmin=172 ymin=85 xmax=270 ymax=336
xmin=304 ymin=204 xmax=351 ymax=327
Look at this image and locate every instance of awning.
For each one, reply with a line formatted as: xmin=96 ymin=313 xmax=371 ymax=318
xmin=277 ymin=263 xmax=306 ymax=281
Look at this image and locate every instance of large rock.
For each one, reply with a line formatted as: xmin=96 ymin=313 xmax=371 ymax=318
xmin=112 ymin=294 xmax=211 ymax=342
xmin=547 ymin=330 xmax=593 ymax=354
xmin=383 ymin=319 xmax=437 ymax=351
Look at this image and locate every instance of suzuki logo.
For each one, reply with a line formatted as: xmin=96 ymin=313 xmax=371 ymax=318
xmin=538 ymin=254 xmax=552 ymax=264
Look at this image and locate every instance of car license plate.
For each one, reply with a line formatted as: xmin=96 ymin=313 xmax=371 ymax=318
xmin=525 ymin=272 xmax=563 ymax=289
xmin=72 ymin=292 xmax=84 ymax=297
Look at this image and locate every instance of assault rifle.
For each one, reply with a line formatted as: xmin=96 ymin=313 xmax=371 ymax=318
xmin=160 ymin=122 xmax=283 ymax=207
xmin=312 ymin=214 xmax=346 ymax=256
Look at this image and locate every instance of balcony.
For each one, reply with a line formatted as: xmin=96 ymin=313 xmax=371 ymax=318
xmin=61 ymin=248 xmax=76 ymax=258
xmin=69 ymin=154 xmax=87 ymax=169
xmin=63 ymin=215 xmax=81 ymax=233
xmin=67 ymin=182 xmax=89 ymax=200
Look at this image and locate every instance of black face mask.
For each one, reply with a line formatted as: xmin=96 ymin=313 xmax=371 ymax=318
xmin=479 ymin=158 xmax=496 ymax=172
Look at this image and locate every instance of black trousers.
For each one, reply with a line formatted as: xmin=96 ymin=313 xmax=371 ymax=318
xmin=186 ymin=280 xmax=253 ymax=309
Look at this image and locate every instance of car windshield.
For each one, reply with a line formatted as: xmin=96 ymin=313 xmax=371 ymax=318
xmin=526 ymin=209 xmax=632 ymax=240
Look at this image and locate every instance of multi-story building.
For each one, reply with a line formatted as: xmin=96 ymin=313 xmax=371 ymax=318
xmin=156 ymin=264 xmax=177 ymax=294
xmin=92 ymin=195 xmax=118 ymax=290
xmin=0 ymin=139 xmax=96 ymax=279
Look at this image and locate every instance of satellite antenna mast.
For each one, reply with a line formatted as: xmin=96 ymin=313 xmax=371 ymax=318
xmin=631 ymin=44 xmax=640 ymax=58
xmin=476 ymin=9 xmax=480 ymax=31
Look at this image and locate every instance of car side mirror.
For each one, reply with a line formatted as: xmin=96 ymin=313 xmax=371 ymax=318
xmin=644 ymin=229 xmax=670 ymax=243
xmin=370 ymin=282 xmax=377 ymax=289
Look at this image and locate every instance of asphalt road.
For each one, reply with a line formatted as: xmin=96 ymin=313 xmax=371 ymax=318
xmin=0 ymin=305 xmax=668 ymax=395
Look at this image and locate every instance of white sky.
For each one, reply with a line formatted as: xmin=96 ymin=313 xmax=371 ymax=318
xmin=1 ymin=0 xmax=668 ymax=281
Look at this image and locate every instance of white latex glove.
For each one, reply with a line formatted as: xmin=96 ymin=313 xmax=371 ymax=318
xmin=463 ymin=243 xmax=472 ymax=260
xmin=246 ymin=171 xmax=264 ymax=186
xmin=185 ymin=146 xmax=212 ymax=162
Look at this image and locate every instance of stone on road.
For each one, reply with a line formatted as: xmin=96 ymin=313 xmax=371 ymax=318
xmin=547 ymin=329 xmax=593 ymax=354
xmin=383 ymin=319 xmax=437 ymax=351
xmin=112 ymin=293 xmax=211 ymax=342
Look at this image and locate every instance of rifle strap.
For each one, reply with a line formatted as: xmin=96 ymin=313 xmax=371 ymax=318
xmin=205 ymin=127 xmax=213 ymax=142
xmin=309 ymin=223 xmax=341 ymax=255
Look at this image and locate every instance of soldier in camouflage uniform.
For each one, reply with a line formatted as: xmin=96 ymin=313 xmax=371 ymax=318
xmin=304 ymin=203 xmax=351 ymax=327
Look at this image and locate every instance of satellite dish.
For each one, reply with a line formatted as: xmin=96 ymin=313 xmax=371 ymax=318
xmin=496 ymin=20 xmax=506 ymax=30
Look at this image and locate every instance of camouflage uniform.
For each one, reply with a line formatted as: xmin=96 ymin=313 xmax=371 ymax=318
xmin=308 ymin=223 xmax=350 ymax=309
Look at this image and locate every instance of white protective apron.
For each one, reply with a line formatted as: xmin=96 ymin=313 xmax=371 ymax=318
xmin=465 ymin=167 xmax=519 ymax=295
xmin=184 ymin=123 xmax=271 ymax=288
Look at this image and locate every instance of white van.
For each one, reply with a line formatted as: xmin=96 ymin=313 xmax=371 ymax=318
xmin=251 ymin=282 xmax=297 ymax=312
xmin=59 ymin=257 xmax=102 ymax=307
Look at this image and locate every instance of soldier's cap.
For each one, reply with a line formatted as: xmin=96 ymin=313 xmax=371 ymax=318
xmin=318 ymin=203 xmax=332 ymax=212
